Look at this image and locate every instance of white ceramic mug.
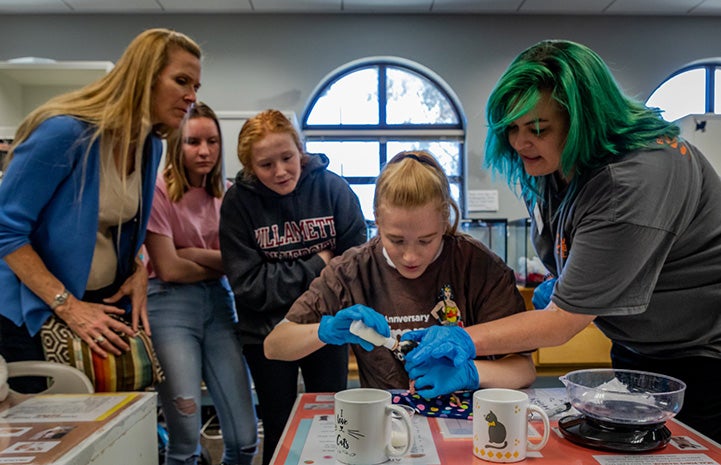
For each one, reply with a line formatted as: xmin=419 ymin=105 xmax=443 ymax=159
xmin=473 ymin=388 xmax=550 ymax=463
xmin=334 ymin=388 xmax=413 ymax=465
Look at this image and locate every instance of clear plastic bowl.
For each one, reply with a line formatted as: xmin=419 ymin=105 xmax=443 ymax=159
xmin=559 ymin=369 xmax=686 ymax=425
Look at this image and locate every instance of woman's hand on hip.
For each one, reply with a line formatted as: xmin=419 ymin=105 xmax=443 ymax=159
xmin=55 ymin=297 xmax=132 ymax=358
xmin=103 ymin=259 xmax=150 ymax=335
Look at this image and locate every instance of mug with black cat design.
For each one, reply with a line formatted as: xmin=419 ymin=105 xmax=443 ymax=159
xmin=473 ymin=388 xmax=550 ymax=463
xmin=334 ymin=388 xmax=414 ymax=465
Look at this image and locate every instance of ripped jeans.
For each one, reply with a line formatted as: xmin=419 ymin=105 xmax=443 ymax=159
xmin=148 ymin=278 xmax=258 ymax=465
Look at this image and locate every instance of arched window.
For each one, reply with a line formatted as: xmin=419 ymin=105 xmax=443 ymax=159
xmin=302 ymin=57 xmax=466 ymax=220
xmin=646 ymin=59 xmax=721 ymax=122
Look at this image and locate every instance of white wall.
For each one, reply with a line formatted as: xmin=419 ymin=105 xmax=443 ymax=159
xmin=2 ymin=13 xmax=721 ymax=220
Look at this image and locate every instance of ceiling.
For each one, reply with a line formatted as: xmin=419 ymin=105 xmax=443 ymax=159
xmin=1 ymin=0 xmax=721 ymax=16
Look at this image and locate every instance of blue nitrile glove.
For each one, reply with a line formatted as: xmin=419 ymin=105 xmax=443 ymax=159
xmin=532 ymin=277 xmax=557 ymax=309
xmin=401 ymin=325 xmax=476 ymax=369
xmin=318 ymin=304 xmax=390 ymax=352
xmin=407 ymin=358 xmax=479 ymax=399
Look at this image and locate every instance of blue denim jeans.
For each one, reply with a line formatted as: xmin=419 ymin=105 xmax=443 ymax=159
xmin=148 ymin=278 xmax=258 ymax=465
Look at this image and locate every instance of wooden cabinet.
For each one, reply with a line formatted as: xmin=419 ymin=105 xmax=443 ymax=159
xmin=0 ymin=60 xmax=113 ymax=139
xmin=533 ymin=324 xmax=611 ymax=364
xmin=517 ymin=286 xmax=612 ymax=376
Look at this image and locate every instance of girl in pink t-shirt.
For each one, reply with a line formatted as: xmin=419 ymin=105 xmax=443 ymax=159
xmin=144 ymin=102 xmax=257 ymax=465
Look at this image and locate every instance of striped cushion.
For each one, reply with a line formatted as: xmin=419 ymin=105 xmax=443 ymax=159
xmin=41 ymin=315 xmax=164 ymax=392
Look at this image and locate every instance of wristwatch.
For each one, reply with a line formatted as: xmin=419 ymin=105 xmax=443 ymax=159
xmin=50 ymin=289 xmax=70 ymax=310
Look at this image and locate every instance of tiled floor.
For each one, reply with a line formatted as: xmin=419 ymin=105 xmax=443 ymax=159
xmin=199 ymin=418 xmax=263 ymax=465
xmin=201 ymin=435 xmax=263 ymax=465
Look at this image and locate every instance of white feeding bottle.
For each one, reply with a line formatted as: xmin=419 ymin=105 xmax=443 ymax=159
xmin=349 ymin=320 xmax=397 ymax=349
xmin=348 ymin=320 xmax=419 ymax=362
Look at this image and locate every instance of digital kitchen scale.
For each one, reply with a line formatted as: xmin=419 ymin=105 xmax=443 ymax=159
xmin=558 ymin=414 xmax=672 ymax=452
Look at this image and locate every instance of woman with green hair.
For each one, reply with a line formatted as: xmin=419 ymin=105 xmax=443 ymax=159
xmin=404 ymin=40 xmax=721 ymax=442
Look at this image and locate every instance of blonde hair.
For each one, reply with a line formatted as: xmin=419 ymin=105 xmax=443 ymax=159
xmin=163 ymin=102 xmax=224 ymax=202
xmin=236 ymin=109 xmax=308 ymax=179
xmin=373 ymin=150 xmax=460 ymax=235
xmin=6 ymin=28 xmax=201 ymax=180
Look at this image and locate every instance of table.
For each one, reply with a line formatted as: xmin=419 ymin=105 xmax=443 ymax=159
xmin=0 ymin=391 xmax=157 ymax=465
xmin=271 ymin=389 xmax=721 ymax=465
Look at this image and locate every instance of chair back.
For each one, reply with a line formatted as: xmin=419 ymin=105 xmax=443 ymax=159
xmin=7 ymin=361 xmax=94 ymax=394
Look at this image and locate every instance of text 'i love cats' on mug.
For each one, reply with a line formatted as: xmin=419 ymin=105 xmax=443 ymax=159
xmin=334 ymin=388 xmax=414 ymax=465
xmin=473 ymin=388 xmax=550 ymax=463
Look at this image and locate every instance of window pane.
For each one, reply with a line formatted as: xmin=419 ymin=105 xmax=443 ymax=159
xmin=716 ymin=69 xmax=721 ymax=113
xmin=386 ymin=67 xmax=459 ymax=125
xmin=387 ymin=140 xmax=461 ymax=175
xmin=305 ymin=141 xmax=381 ymax=177
xmin=303 ymin=59 xmax=466 ymax=224
xmin=646 ymin=68 xmax=706 ymax=121
xmin=306 ymin=67 xmax=379 ymax=125
xmin=450 ymin=182 xmax=461 ymax=214
xmin=350 ymin=184 xmax=376 ymax=221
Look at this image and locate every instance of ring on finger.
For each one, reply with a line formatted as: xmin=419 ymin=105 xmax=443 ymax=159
xmin=94 ymin=335 xmax=106 ymax=344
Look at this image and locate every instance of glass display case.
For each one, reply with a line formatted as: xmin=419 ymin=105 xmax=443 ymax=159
xmin=507 ymin=217 xmax=546 ymax=287
xmin=459 ymin=218 xmax=507 ymax=263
